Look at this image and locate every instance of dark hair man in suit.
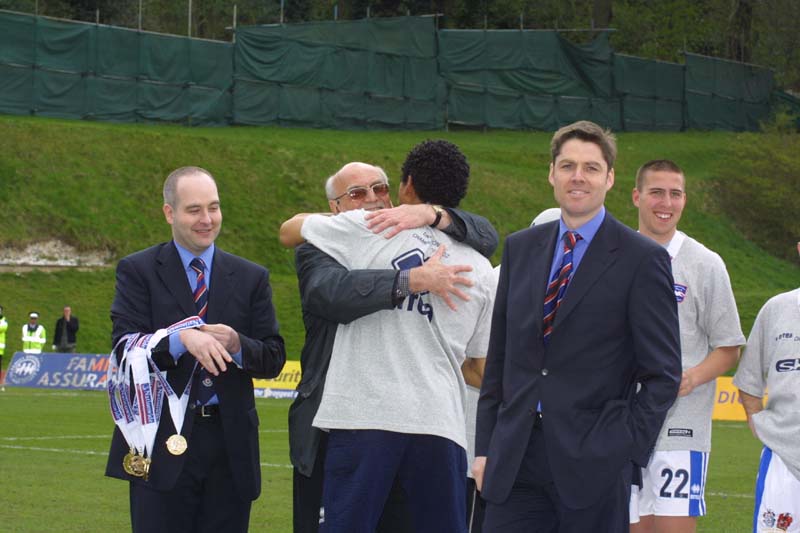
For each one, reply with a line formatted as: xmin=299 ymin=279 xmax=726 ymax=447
xmin=473 ymin=121 xmax=681 ymax=532
xmin=106 ymin=166 xmax=286 ymax=533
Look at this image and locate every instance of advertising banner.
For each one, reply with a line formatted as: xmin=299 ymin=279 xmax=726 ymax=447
xmin=5 ymin=351 xmax=109 ymax=390
xmin=2 ymin=353 xmax=750 ymax=413
xmin=252 ymin=360 xmax=301 ymax=399
xmin=712 ymin=376 xmax=755 ymax=421
xmin=4 ymin=352 xmax=302 ymax=400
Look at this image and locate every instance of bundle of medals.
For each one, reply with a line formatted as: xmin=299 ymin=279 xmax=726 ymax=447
xmin=107 ymin=316 xmax=205 ymax=481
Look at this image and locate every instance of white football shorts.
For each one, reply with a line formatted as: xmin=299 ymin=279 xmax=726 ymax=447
xmin=753 ymin=447 xmax=800 ymax=533
xmin=630 ymin=450 xmax=708 ymax=520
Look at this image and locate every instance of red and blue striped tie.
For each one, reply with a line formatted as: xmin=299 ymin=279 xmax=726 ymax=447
xmin=190 ymin=257 xmax=214 ymax=404
xmin=542 ymin=231 xmax=581 ymax=344
xmin=190 ymin=257 xmax=208 ymax=319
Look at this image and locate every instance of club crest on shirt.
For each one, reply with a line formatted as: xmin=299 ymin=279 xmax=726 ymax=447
xmin=777 ymin=513 xmax=794 ymax=530
xmin=761 ymin=509 xmax=776 ymax=528
xmin=673 ymin=284 xmax=687 ymax=303
xmin=760 ymin=509 xmax=794 ymax=531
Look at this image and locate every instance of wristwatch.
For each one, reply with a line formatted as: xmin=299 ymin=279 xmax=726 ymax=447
xmin=430 ymin=204 xmax=444 ymax=228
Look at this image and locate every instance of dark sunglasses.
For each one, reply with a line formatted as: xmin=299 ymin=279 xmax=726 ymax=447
xmin=333 ymin=182 xmax=390 ymax=202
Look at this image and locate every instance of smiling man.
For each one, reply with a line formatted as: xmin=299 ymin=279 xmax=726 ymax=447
xmin=106 ymin=166 xmax=286 ymax=532
xmin=629 ymin=160 xmax=744 ymax=533
xmin=474 ymin=121 xmax=681 ymax=532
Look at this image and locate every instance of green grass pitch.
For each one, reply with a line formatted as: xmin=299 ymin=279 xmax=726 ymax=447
xmin=0 ymin=388 xmax=762 ymax=532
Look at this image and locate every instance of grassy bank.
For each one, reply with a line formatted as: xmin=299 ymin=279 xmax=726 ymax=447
xmin=0 ymin=115 xmax=797 ymax=360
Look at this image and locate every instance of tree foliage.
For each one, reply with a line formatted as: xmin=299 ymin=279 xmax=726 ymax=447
xmin=1 ymin=0 xmax=797 ymax=89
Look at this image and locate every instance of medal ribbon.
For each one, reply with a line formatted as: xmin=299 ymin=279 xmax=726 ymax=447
xmin=106 ymin=316 xmax=205 ymax=461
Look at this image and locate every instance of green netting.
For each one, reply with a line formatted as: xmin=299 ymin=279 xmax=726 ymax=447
xmin=439 ymin=30 xmax=618 ymax=130
xmin=238 ymin=16 xmax=435 ymax=61
xmin=0 ymin=63 xmax=32 ymax=114
xmin=231 ymin=79 xmax=279 ymax=125
xmin=0 ymin=11 xmax=36 ymax=65
xmin=86 ymin=76 xmax=138 ymax=121
xmin=686 ymin=53 xmax=773 ymax=131
xmin=0 ymin=11 xmax=232 ymax=125
xmin=139 ymin=33 xmax=191 ymax=84
xmin=614 ymin=55 xmax=684 ymax=131
xmin=621 ymin=96 xmax=683 ymax=131
xmin=439 ymin=30 xmax=608 ymax=98
xmin=233 ymin=16 xmax=444 ymax=130
xmin=95 ymin=25 xmax=139 ymax=78
xmin=34 ymin=69 xmax=85 ymax=119
xmin=36 ymin=17 xmax=94 ymax=72
xmin=0 ymin=11 xmax=785 ymax=132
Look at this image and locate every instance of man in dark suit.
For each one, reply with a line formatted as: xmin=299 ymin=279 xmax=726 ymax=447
xmin=283 ymin=161 xmax=498 ymax=533
xmin=473 ymin=121 xmax=681 ymax=532
xmin=106 ymin=166 xmax=286 ymax=533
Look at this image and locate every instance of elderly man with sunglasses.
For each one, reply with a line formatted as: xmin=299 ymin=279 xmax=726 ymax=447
xmin=280 ymin=150 xmax=497 ymax=533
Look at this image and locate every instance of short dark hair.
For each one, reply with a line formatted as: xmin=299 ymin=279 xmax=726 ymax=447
xmin=400 ymin=140 xmax=469 ymax=208
xmin=551 ymin=120 xmax=617 ymax=170
xmin=635 ymin=159 xmax=685 ymax=190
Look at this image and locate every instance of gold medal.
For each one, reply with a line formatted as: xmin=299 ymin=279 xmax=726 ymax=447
xmin=166 ymin=434 xmax=188 ymax=455
xmin=122 ymin=449 xmax=135 ymax=475
xmin=129 ymin=454 xmax=148 ymax=478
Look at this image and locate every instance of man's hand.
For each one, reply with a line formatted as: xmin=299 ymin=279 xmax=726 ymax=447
xmin=746 ymin=416 xmax=759 ymax=440
xmin=678 ymin=369 xmax=697 ymax=397
xmin=739 ymin=389 xmax=764 ymax=440
xmin=365 ymin=204 xmax=450 ymax=239
xmin=200 ymin=324 xmax=242 ymax=354
xmin=472 ymin=456 xmax=487 ymax=492
xmin=179 ymin=328 xmax=232 ymax=375
xmin=279 ymin=213 xmax=318 ymax=248
xmin=409 ymin=245 xmax=473 ymax=310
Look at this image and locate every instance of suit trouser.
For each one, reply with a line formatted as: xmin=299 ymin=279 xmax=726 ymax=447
xmin=129 ymin=413 xmax=251 ymax=533
xmin=293 ymin=431 xmax=413 ymax=533
xmin=466 ymin=477 xmax=487 ymax=533
xmin=483 ymin=417 xmax=631 ymax=533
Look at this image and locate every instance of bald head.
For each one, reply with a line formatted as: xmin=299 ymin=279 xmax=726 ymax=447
xmin=325 ymin=162 xmax=391 ymax=213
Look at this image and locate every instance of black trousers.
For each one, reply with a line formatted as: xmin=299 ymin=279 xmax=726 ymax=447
xmin=129 ymin=414 xmax=251 ymax=533
xmin=483 ymin=421 xmax=631 ymax=533
xmin=466 ymin=477 xmax=486 ymax=533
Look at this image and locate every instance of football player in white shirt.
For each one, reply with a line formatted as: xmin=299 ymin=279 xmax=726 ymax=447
xmin=630 ymin=160 xmax=745 ymax=533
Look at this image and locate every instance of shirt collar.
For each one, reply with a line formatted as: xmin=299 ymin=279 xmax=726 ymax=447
xmin=557 ymin=206 xmax=605 ymax=245
xmin=173 ymin=241 xmax=215 ymax=273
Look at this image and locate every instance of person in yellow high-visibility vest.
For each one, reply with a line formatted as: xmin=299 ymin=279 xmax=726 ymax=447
xmin=21 ymin=311 xmax=46 ymax=354
xmin=0 ymin=305 xmax=7 ymax=358
xmin=0 ymin=305 xmax=7 ymax=391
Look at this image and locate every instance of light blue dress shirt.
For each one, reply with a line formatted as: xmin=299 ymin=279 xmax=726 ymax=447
xmin=546 ymin=206 xmax=606 ymax=286
xmin=167 ymin=242 xmax=243 ymax=406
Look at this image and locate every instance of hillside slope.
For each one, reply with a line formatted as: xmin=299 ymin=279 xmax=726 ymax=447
xmin=0 ymin=115 xmax=796 ymax=358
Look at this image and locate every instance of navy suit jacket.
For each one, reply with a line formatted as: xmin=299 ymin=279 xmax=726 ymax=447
xmin=476 ymin=212 xmax=681 ymax=510
xmin=105 ymin=241 xmax=285 ymax=501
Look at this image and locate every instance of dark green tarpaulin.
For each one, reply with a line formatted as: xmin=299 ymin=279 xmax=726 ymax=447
xmin=233 ymin=16 xmax=444 ymax=129
xmin=0 ymin=11 xmax=232 ymax=125
xmin=614 ymin=54 xmax=685 ymax=131
xmin=0 ymin=11 xmax=784 ymax=132
xmin=439 ymin=30 xmax=619 ymax=130
xmin=686 ymin=53 xmax=773 ymax=131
